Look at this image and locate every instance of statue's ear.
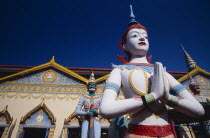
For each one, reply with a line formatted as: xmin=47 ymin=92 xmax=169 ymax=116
xmin=123 ymin=44 xmax=128 ymax=51
xmin=118 ymin=41 xmax=127 ymax=52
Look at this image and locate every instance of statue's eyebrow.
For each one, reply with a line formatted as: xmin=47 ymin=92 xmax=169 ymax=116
xmin=128 ymin=31 xmax=140 ymax=35
xmin=142 ymin=32 xmax=148 ymax=35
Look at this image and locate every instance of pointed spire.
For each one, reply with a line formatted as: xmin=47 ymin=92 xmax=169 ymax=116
xmin=89 ymin=71 xmax=95 ymax=83
xmin=50 ymin=56 xmax=55 ymax=63
xmin=181 ymin=44 xmax=197 ymax=72
xmin=128 ymin=5 xmax=138 ymax=27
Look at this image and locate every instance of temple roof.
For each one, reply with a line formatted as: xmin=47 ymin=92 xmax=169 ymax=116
xmin=0 ymin=57 xmax=88 ymax=84
xmin=178 ymin=65 xmax=210 ymax=82
xmin=0 ymin=57 xmax=110 ymax=84
xmin=0 ymin=63 xmax=188 ymax=82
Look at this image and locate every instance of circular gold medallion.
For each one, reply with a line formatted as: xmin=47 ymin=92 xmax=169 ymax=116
xmin=42 ymin=70 xmax=58 ymax=83
xmin=195 ymin=75 xmax=209 ymax=87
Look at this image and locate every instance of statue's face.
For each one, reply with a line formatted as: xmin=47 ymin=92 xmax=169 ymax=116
xmin=124 ymin=28 xmax=149 ymax=56
xmin=88 ymin=82 xmax=96 ymax=92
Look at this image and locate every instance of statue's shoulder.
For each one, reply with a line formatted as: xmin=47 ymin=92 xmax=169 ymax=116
xmin=112 ymin=63 xmax=154 ymax=73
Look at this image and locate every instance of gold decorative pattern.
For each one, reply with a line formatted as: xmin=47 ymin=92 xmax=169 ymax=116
xmin=35 ymin=110 xmax=44 ymax=125
xmin=82 ymin=95 xmax=101 ymax=100
xmin=41 ymin=70 xmax=58 ymax=83
xmin=125 ymin=114 xmax=131 ymax=121
xmin=0 ymin=92 xmax=93 ymax=100
xmin=0 ymin=105 xmax=13 ymax=124
xmin=195 ymin=75 xmax=209 ymax=87
xmin=0 ymin=85 xmax=88 ymax=93
xmin=129 ymin=68 xmax=148 ymax=96
xmin=20 ymin=99 xmax=56 ymax=125
xmin=0 ymin=84 xmax=104 ymax=94
xmin=100 ymin=118 xmax=111 ymax=123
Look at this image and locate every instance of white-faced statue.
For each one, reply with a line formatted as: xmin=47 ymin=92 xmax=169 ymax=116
xmin=124 ymin=28 xmax=149 ymax=56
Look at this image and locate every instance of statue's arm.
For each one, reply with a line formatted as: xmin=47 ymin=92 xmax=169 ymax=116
xmin=100 ymin=68 xmax=145 ymax=119
xmin=95 ymin=98 xmax=102 ymax=116
xmin=165 ymin=72 xmax=205 ymax=118
xmin=76 ymin=97 xmax=87 ymax=116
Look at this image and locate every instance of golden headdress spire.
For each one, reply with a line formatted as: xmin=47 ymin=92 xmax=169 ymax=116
xmin=89 ymin=71 xmax=95 ymax=83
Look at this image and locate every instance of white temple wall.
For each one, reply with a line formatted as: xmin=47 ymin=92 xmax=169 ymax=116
xmin=0 ymin=96 xmax=80 ymax=138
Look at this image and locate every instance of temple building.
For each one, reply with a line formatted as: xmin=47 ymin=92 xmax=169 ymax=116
xmin=0 ymin=47 xmax=210 ymax=138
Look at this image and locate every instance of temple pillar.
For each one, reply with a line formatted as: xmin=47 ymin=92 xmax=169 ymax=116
xmin=62 ymin=128 xmax=68 ymax=138
xmin=48 ymin=127 xmax=55 ymax=138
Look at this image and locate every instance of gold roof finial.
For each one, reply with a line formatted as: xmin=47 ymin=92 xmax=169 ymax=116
xmin=89 ymin=71 xmax=95 ymax=83
xmin=41 ymin=98 xmax=45 ymax=106
xmin=50 ymin=56 xmax=55 ymax=63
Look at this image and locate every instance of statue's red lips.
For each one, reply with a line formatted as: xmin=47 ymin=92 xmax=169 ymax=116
xmin=138 ymin=42 xmax=146 ymax=45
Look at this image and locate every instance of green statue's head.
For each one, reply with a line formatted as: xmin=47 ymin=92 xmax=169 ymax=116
xmin=87 ymin=72 xmax=96 ymax=95
xmin=88 ymin=82 xmax=96 ymax=93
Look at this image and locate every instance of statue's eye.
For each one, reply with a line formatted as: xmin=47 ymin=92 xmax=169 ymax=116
xmin=132 ymin=34 xmax=138 ymax=37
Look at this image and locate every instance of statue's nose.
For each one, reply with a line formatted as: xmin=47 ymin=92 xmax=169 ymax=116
xmin=139 ymin=38 xmax=145 ymax=41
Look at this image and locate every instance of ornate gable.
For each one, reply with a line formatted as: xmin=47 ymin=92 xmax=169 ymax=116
xmin=64 ymin=111 xmax=82 ymax=126
xmin=20 ymin=99 xmax=56 ymax=125
xmin=0 ymin=57 xmax=88 ymax=84
xmin=179 ymin=66 xmax=210 ymax=102
xmin=0 ymin=57 xmax=98 ymax=100
xmin=2 ymin=69 xmax=84 ymax=85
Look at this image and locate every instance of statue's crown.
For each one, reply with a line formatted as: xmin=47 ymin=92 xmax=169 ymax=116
xmin=122 ymin=5 xmax=147 ymax=44
xmin=88 ymin=71 xmax=95 ymax=83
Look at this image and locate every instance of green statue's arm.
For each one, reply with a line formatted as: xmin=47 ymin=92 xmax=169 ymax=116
xmin=76 ymin=97 xmax=90 ymax=116
xmin=89 ymin=103 xmax=101 ymax=117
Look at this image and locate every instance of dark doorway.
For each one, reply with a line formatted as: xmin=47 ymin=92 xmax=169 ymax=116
xmin=101 ymin=128 xmax=108 ymax=138
xmin=23 ymin=128 xmax=48 ymax=138
xmin=0 ymin=127 xmax=5 ymax=137
xmin=68 ymin=128 xmax=81 ymax=138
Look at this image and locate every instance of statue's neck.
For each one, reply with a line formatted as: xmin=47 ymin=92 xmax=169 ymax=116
xmin=89 ymin=92 xmax=95 ymax=96
xmin=130 ymin=55 xmax=148 ymax=63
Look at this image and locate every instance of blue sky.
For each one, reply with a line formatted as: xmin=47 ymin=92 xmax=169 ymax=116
xmin=1 ymin=0 xmax=210 ymax=72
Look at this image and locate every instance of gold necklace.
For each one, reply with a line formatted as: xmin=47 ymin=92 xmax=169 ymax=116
xmin=129 ymin=68 xmax=149 ymax=96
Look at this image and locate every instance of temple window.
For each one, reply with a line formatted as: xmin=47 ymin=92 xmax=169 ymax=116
xmin=63 ymin=111 xmax=82 ymax=138
xmin=18 ymin=99 xmax=56 ymax=138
